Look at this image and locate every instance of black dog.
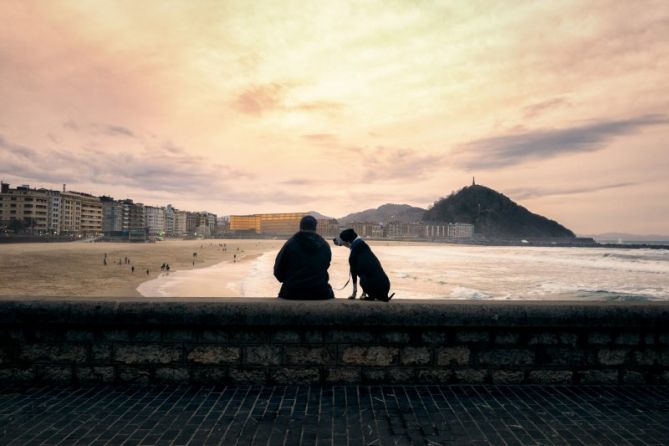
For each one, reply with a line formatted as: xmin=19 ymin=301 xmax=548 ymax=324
xmin=334 ymin=229 xmax=394 ymax=301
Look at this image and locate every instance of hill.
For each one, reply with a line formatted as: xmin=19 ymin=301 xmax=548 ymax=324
xmin=422 ymin=184 xmax=575 ymax=239
xmin=340 ymin=203 xmax=426 ymax=224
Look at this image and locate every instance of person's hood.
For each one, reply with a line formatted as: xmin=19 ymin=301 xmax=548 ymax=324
xmin=294 ymin=230 xmax=327 ymax=253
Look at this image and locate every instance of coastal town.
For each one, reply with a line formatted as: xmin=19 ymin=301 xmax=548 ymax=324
xmin=0 ymin=182 xmax=474 ymax=242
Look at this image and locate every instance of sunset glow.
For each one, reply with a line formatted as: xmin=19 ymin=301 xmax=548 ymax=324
xmin=1 ymin=0 xmax=668 ymax=233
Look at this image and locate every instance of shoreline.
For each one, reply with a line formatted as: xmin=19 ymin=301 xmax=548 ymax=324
xmin=0 ymin=239 xmax=283 ymax=298
xmin=136 ymin=252 xmax=266 ymax=298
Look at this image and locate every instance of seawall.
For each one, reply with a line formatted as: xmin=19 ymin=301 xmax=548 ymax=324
xmin=1 ymin=298 xmax=668 ymax=385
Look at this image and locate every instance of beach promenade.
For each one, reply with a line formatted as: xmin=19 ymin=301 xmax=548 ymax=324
xmin=2 ymin=384 xmax=669 ymax=445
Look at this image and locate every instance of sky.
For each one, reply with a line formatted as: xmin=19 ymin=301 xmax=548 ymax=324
xmin=1 ymin=0 xmax=668 ymax=234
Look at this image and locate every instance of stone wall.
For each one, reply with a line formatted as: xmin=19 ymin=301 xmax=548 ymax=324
xmin=1 ymin=298 xmax=668 ymax=385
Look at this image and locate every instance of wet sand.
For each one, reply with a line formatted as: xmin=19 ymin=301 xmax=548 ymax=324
xmin=0 ymin=239 xmax=282 ymax=297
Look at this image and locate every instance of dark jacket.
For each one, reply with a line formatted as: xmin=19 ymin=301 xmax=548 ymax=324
xmin=274 ymin=230 xmax=334 ymax=299
xmin=349 ymin=239 xmax=390 ymax=299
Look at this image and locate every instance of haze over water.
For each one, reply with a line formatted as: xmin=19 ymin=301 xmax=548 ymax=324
xmin=139 ymin=244 xmax=669 ymax=300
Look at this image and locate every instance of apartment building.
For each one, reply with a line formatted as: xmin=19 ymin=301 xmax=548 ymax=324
xmin=0 ymin=183 xmax=49 ymax=232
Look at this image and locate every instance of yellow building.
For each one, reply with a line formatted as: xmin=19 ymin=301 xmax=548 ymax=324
xmin=229 ymin=212 xmax=309 ymax=235
xmin=68 ymin=192 xmax=102 ymax=235
xmin=0 ymin=184 xmax=49 ymax=232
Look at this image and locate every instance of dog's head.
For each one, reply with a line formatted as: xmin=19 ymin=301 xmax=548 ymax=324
xmin=333 ymin=228 xmax=357 ymax=246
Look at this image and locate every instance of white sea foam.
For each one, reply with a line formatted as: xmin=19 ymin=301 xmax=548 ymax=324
xmin=138 ymin=243 xmax=669 ymax=300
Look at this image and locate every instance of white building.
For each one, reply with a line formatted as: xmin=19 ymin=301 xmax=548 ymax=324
xmin=144 ymin=205 xmax=166 ymax=236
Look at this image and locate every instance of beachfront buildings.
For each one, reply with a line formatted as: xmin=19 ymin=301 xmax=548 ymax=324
xmin=424 ymin=222 xmax=475 ymax=239
xmin=0 ymin=183 xmax=102 ymax=235
xmin=174 ymin=210 xmax=187 ymax=237
xmin=0 ymin=183 xmax=49 ymax=232
xmin=69 ymin=191 xmax=103 ymax=235
xmin=229 ymin=212 xmax=311 ymax=235
xmin=144 ymin=205 xmax=165 ymax=237
xmin=350 ymin=222 xmax=384 ymax=239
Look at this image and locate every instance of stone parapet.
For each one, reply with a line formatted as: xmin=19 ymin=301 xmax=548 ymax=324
xmin=1 ymin=298 xmax=668 ymax=385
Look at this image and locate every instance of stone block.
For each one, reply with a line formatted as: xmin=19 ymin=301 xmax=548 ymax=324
xmin=494 ymin=332 xmax=520 ymax=345
xmin=558 ymin=333 xmax=579 ymax=346
xmin=401 ymin=347 xmax=431 ymax=365
xmin=201 ymin=330 xmax=229 ymax=343
xmin=91 ymin=344 xmax=112 ymax=363
xmin=436 ymin=347 xmax=470 ymax=366
xmin=659 ymin=333 xmax=669 ymax=345
xmin=644 ymin=334 xmax=656 ymax=345
xmin=597 ymin=349 xmax=629 ymax=366
xmin=380 ymin=331 xmax=411 ymax=344
xmin=64 ymin=330 xmax=95 ymax=342
xmin=361 ymin=368 xmax=386 ymax=383
xmin=421 ymin=330 xmax=448 ymax=344
xmin=101 ymin=330 xmax=130 ymax=342
xmin=456 ymin=331 xmax=489 ymax=343
xmin=578 ymin=370 xmax=618 ymax=384
xmin=270 ymin=367 xmax=320 ymax=384
xmin=478 ymin=349 xmax=534 ymax=366
xmin=614 ymin=333 xmax=640 ymax=346
xmin=20 ymin=343 xmax=88 ymax=363
xmin=660 ymin=351 xmax=669 ymax=366
xmin=454 ymin=369 xmax=487 ymax=383
xmin=416 ymin=369 xmax=452 ymax=384
xmin=187 ymin=346 xmax=240 ymax=364
xmin=191 ymin=367 xmax=227 ymax=384
xmin=114 ymin=344 xmax=181 ymax=364
xmin=245 ymin=345 xmax=282 ymax=365
xmin=285 ymin=346 xmax=335 ymax=365
xmin=492 ymin=370 xmax=525 ymax=384
xmin=623 ymin=371 xmax=645 ymax=384
xmin=163 ymin=330 xmax=195 ymax=342
xmin=155 ymin=367 xmax=189 ymax=383
xmin=271 ymin=330 xmax=301 ymax=343
xmin=325 ymin=367 xmax=360 ymax=383
xmin=529 ymin=333 xmax=559 ymax=345
xmin=76 ymin=366 xmax=115 ymax=383
xmin=11 ymin=367 xmax=38 ymax=382
xmin=587 ymin=332 xmax=611 ymax=345
xmin=118 ymin=366 xmax=151 ymax=384
xmin=230 ymin=330 xmax=269 ymax=344
xmin=341 ymin=346 xmax=398 ymax=366
xmin=40 ymin=366 xmax=73 ymax=384
xmin=325 ymin=330 xmax=375 ymax=343
xmin=633 ymin=350 xmax=658 ymax=366
xmin=385 ymin=368 xmax=415 ymax=383
xmin=540 ymin=348 xmax=590 ymax=366
xmin=304 ymin=330 xmax=324 ymax=343
xmin=229 ymin=367 xmax=266 ymax=383
xmin=528 ymin=370 xmax=573 ymax=384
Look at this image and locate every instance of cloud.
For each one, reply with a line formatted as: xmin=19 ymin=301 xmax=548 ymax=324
xmin=454 ymin=114 xmax=669 ymax=169
xmin=506 ymin=182 xmax=639 ymax=200
xmin=0 ymin=133 xmax=248 ymax=195
xmin=62 ymin=120 xmax=138 ymax=139
xmin=234 ymin=83 xmax=285 ymax=116
xmin=357 ymin=146 xmax=445 ymax=182
xmin=233 ymin=82 xmax=343 ymax=117
xmin=105 ymin=125 xmax=135 ymax=138
xmin=522 ymin=97 xmax=571 ymax=119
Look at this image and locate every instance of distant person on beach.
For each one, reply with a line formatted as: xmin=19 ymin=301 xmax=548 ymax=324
xmin=273 ymin=215 xmax=334 ymax=300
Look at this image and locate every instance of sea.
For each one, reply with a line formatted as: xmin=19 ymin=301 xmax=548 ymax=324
xmin=138 ymin=244 xmax=669 ymax=301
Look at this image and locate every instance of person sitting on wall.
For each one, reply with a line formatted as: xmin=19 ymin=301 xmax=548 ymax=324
xmin=273 ymin=215 xmax=335 ymax=300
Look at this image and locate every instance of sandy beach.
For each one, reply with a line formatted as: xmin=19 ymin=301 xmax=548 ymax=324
xmin=0 ymin=239 xmax=282 ymax=297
